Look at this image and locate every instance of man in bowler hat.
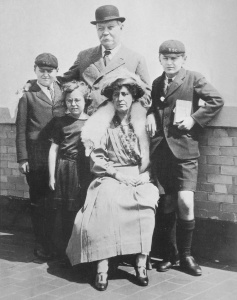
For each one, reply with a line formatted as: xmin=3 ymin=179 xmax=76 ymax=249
xmin=63 ymin=4 xmax=151 ymax=114
xmin=16 ymin=53 xmax=65 ymax=259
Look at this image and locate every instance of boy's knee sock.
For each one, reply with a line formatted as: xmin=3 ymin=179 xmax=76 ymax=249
xmin=177 ymin=219 xmax=195 ymax=258
xmin=161 ymin=211 xmax=178 ymax=261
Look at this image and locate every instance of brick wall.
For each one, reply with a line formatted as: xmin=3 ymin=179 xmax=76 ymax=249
xmin=196 ymin=128 xmax=237 ymax=222
xmin=0 ymin=123 xmax=237 ymax=223
xmin=0 ymin=124 xmax=29 ymax=198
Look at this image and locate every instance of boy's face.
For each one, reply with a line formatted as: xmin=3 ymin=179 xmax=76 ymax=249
xmin=65 ymin=89 xmax=85 ymax=117
xmin=34 ymin=66 xmax=58 ymax=87
xmin=159 ymin=54 xmax=186 ymax=77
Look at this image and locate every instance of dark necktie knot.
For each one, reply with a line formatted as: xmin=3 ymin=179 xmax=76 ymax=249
xmin=163 ymin=77 xmax=173 ymax=95
xmin=104 ymin=50 xmax=111 ymax=57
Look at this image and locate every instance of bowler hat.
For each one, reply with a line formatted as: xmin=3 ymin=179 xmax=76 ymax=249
xmin=159 ymin=40 xmax=185 ymax=55
xmin=91 ymin=5 xmax=125 ymax=25
xmin=35 ymin=53 xmax=58 ymax=68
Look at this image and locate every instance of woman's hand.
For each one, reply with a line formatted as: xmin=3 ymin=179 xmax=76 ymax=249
xmin=49 ymin=177 xmax=56 ymax=191
xmin=135 ymin=172 xmax=150 ymax=185
xmin=115 ymin=172 xmax=138 ymax=186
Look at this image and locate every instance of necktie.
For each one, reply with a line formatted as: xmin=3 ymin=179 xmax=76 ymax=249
xmin=47 ymin=87 xmax=54 ymax=103
xmin=103 ymin=50 xmax=111 ymax=66
xmin=163 ymin=78 xmax=173 ymax=95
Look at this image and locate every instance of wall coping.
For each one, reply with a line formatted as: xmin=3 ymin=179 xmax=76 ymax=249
xmin=0 ymin=106 xmax=236 ymax=128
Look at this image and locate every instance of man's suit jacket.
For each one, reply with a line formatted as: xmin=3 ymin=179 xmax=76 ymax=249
xmin=64 ymin=44 xmax=151 ymax=112
xmin=149 ymin=68 xmax=224 ymax=160
xmin=16 ymin=81 xmax=65 ymax=167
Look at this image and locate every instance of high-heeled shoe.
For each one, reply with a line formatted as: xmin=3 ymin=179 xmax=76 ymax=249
xmin=94 ymin=272 xmax=108 ymax=291
xmin=135 ymin=266 xmax=149 ymax=286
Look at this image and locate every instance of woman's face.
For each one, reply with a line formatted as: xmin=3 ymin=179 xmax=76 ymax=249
xmin=112 ymin=86 xmax=134 ymax=114
xmin=65 ymin=89 xmax=85 ymax=117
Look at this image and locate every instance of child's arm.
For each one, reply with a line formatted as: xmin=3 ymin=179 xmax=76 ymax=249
xmin=146 ymin=113 xmax=157 ymax=137
xmin=48 ymin=142 xmax=59 ymax=191
xmin=177 ymin=116 xmax=196 ymax=131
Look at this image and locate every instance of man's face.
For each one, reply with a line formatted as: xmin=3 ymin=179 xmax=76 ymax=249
xmin=34 ymin=66 xmax=58 ymax=87
xmin=159 ymin=54 xmax=186 ymax=77
xmin=96 ymin=20 xmax=123 ymax=50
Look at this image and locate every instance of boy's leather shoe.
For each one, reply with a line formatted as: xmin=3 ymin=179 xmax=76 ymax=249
xmin=156 ymin=259 xmax=180 ymax=272
xmin=180 ymin=256 xmax=202 ymax=276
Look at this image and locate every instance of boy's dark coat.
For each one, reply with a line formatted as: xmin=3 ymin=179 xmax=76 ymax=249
xmin=149 ymin=68 xmax=224 ymax=159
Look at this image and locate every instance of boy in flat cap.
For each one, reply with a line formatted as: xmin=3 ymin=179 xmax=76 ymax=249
xmin=16 ymin=53 xmax=65 ymax=260
xmin=146 ymin=40 xmax=224 ymax=276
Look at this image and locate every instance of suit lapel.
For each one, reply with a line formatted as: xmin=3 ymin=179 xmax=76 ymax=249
xmin=93 ymin=46 xmax=104 ymax=73
xmin=165 ymin=68 xmax=186 ymax=98
xmin=103 ymin=45 xmax=126 ymax=74
xmin=53 ymin=81 xmax=62 ymax=104
xmin=93 ymin=45 xmax=126 ymax=85
xmin=31 ymin=82 xmax=52 ymax=106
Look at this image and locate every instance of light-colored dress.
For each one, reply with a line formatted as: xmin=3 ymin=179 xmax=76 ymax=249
xmin=66 ymin=120 xmax=159 ymax=265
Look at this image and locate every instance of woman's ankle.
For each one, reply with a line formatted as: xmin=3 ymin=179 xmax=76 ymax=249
xmin=97 ymin=258 xmax=109 ymax=274
xmin=136 ymin=254 xmax=147 ymax=268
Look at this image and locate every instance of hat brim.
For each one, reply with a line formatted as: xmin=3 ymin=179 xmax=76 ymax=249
xmin=101 ymin=78 xmax=145 ymax=100
xmin=91 ymin=17 xmax=125 ymax=25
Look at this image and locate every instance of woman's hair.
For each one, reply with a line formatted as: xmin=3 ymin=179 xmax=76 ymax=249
xmin=101 ymin=78 xmax=145 ymax=101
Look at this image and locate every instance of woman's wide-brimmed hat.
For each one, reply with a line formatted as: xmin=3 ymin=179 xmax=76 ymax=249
xmin=101 ymin=69 xmax=146 ymax=100
xmin=91 ymin=5 xmax=125 ymax=25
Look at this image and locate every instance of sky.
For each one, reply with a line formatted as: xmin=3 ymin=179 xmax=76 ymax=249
xmin=0 ymin=0 xmax=237 ymax=118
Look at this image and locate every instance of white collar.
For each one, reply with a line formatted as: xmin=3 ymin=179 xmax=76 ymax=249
xmin=101 ymin=44 xmax=121 ymax=59
xmin=37 ymin=81 xmax=54 ymax=92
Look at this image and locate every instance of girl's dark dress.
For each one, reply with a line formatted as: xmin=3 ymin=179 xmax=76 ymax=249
xmin=51 ymin=114 xmax=91 ymax=251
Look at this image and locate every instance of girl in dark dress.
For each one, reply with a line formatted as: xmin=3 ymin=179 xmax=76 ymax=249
xmin=48 ymin=83 xmax=91 ymax=255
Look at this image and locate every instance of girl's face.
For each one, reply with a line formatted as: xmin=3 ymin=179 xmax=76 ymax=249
xmin=65 ymin=89 xmax=85 ymax=117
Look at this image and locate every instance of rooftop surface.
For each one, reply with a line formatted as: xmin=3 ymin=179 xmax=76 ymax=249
xmin=0 ymin=229 xmax=237 ymax=300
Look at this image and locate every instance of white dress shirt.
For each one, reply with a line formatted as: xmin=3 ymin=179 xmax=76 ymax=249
xmin=101 ymin=44 xmax=121 ymax=61
xmin=37 ymin=81 xmax=54 ymax=101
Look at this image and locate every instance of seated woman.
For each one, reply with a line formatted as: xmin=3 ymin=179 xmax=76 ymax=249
xmin=66 ymin=70 xmax=159 ymax=291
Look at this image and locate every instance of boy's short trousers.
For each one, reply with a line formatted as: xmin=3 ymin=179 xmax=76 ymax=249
xmin=152 ymin=139 xmax=198 ymax=195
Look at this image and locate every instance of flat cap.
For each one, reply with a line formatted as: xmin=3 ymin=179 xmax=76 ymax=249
xmin=159 ymin=40 xmax=185 ymax=55
xmin=35 ymin=53 xmax=58 ymax=68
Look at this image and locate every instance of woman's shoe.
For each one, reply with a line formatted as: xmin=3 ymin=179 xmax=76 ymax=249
xmin=135 ymin=266 xmax=149 ymax=286
xmin=94 ymin=272 xmax=108 ymax=291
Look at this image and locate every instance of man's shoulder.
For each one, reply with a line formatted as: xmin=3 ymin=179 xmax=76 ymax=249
xmin=78 ymin=45 xmax=101 ymax=57
xmin=119 ymin=45 xmax=144 ymax=59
